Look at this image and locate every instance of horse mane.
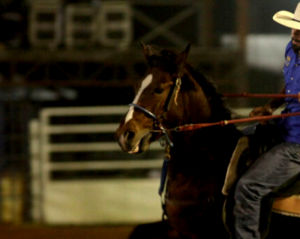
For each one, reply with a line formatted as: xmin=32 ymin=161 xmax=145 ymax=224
xmin=146 ymin=46 xmax=232 ymax=121
xmin=185 ymin=64 xmax=232 ymax=121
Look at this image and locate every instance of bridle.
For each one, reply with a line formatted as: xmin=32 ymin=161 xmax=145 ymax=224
xmin=128 ymin=77 xmax=182 ymax=147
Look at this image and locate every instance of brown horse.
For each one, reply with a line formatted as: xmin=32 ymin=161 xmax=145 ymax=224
xmin=114 ymin=44 xmax=300 ymax=239
xmin=115 ymin=43 xmax=242 ymax=238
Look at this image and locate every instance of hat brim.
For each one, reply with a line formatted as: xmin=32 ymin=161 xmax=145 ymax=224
xmin=273 ymin=10 xmax=300 ymax=30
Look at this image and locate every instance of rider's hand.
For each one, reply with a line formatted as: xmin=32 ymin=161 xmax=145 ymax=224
xmin=249 ymin=106 xmax=273 ymax=125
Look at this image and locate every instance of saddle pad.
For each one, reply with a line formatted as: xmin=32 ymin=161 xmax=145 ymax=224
xmin=222 ymin=136 xmax=249 ymax=196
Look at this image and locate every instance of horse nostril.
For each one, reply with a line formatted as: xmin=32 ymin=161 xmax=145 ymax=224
xmin=125 ymin=131 xmax=135 ymax=142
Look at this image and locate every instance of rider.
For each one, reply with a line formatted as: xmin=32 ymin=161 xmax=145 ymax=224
xmin=232 ymin=3 xmax=300 ymax=239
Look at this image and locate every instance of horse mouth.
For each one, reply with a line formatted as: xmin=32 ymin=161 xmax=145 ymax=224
xmin=125 ymin=132 xmax=152 ymax=154
xmin=128 ymin=140 xmax=141 ymax=154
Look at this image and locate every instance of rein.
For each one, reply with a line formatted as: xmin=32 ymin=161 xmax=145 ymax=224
xmin=164 ymin=91 xmax=300 ymax=132
xmin=166 ymin=92 xmax=300 ymax=131
xmin=222 ymin=93 xmax=300 ymax=101
xmin=174 ymin=111 xmax=300 ymax=132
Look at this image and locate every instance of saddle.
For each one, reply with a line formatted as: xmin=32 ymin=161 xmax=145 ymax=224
xmin=222 ymin=123 xmax=285 ymax=195
xmin=222 ymin=122 xmax=300 ymax=238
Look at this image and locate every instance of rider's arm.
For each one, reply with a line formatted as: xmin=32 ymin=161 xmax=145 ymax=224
xmin=249 ymin=86 xmax=286 ymax=117
xmin=264 ymin=86 xmax=286 ymax=112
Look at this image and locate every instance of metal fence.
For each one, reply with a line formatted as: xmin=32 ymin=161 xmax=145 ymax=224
xmin=1 ymin=104 xmax=166 ymax=224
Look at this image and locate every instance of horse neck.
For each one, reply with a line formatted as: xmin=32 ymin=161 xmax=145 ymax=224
xmin=176 ymin=69 xmax=231 ymax=124
xmin=166 ymin=89 xmax=241 ymax=175
xmin=170 ymin=124 xmax=239 ymax=154
xmin=163 ymin=69 xmax=241 ymax=166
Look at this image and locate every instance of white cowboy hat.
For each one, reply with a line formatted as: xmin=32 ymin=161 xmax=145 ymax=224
xmin=273 ymin=2 xmax=300 ymax=30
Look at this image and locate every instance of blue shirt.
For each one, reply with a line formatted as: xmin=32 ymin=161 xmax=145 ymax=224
xmin=279 ymin=41 xmax=300 ymax=143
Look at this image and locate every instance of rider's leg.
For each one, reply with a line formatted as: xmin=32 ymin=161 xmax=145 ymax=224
xmin=232 ymin=142 xmax=300 ymax=239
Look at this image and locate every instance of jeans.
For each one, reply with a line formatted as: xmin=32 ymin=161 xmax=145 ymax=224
xmin=233 ymin=141 xmax=300 ymax=239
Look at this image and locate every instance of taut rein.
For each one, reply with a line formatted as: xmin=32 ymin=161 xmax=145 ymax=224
xmin=222 ymin=92 xmax=300 ymax=101
xmin=175 ymin=112 xmax=300 ymax=132
xmin=174 ymin=92 xmax=300 ymax=131
xmin=172 ymin=92 xmax=300 ymax=131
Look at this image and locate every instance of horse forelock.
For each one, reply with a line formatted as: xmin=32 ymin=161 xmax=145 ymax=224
xmin=147 ymin=49 xmax=180 ymax=74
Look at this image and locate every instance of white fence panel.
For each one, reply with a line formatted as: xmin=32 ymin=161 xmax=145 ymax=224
xmin=30 ymin=106 xmax=164 ymax=224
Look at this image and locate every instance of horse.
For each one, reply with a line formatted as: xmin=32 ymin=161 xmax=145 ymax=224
xmin=114 ymin=43 xmax=300 ymax=239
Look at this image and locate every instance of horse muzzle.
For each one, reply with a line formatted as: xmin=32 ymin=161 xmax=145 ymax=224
xmin=115 ymin=127 xmax=153 ymax=154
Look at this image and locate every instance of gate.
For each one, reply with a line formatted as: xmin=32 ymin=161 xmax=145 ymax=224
xmin=29 ymin=106 xmax=164 ymax=224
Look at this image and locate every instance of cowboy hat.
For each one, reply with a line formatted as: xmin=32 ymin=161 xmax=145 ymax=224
xmin=273 ymin=2 xmax=300 ymax=30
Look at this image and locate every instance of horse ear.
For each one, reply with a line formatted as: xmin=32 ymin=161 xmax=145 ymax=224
xmin=141 ymin=41 xmax=160 ymax=61
xmin=177 ymin=43 xmax=191 ymax=65
xmin=141 ymin=41 xmax=150 ymax=60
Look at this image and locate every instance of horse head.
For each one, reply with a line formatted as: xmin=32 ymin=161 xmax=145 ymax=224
xmin=115 ymin=43 xmax=215 ymax=154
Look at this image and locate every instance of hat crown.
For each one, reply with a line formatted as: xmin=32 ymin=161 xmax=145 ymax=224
xmin=273 ymin=2 xmax=300 ymax=30
xmin=294 ymin=3 xmax=300 ymax=21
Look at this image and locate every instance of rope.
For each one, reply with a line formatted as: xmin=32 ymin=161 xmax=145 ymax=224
xmin=149 ymin=92 xmax=300 ymax=132
xmin=175 ymin=112 xmax=300 ymax=132
xmin=222 ymin=93 xmax=300 ymax=102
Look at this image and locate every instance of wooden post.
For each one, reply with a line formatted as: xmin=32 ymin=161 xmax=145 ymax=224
xmin=235 ymin=0 xmax=249 ymax=106
xmin=236 ymin=0 xmax=249 ymax=63
xmin=198 ymin=1 xmax=214 ymax=47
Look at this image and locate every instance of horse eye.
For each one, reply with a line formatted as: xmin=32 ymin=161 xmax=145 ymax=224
xmin=154 ymin=87 xmax=164 ymax=94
